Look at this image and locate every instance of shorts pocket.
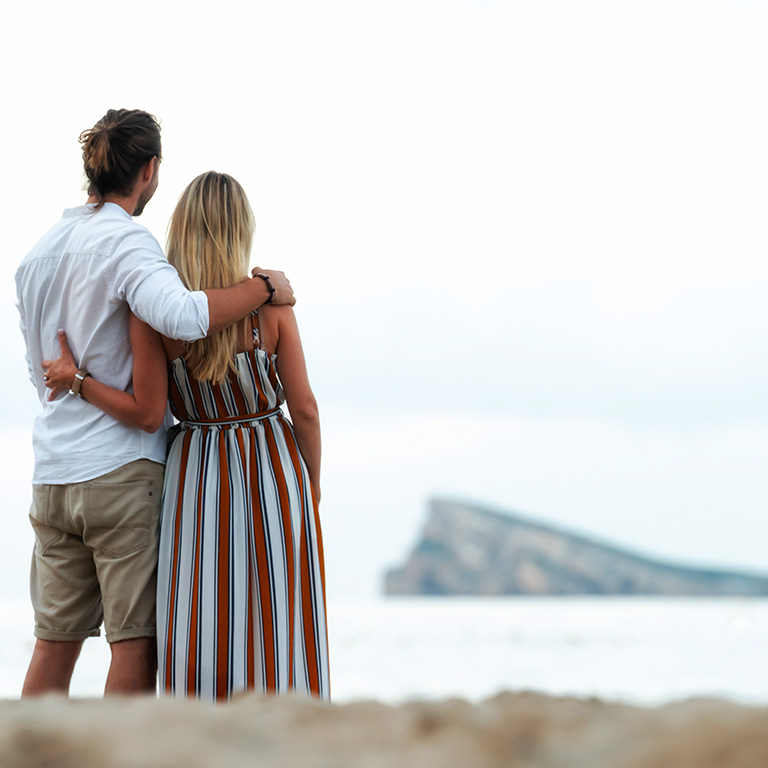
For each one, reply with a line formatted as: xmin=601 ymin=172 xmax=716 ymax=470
xmin=29 ymin=486 xmax=63 ymax=552
xmin=84 ymin=479 xmax=161 ymax=558
xmin=30 ymin=485 xmax=51 ymax=524
xmin=30 ymin=520 xmax=65 ymax=554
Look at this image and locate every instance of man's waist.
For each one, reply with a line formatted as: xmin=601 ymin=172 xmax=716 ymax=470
xmin=31 ymin=420 xmax=167 ymax=484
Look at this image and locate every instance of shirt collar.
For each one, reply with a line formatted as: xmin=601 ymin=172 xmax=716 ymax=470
xmin=62 ymin=202 xmax=132 ymax=220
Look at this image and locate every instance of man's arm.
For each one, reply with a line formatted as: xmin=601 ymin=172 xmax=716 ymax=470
xmin=113 ymin=228 xmax=294 ymax=341
xmin=204 ymin=268 xmax=294 ymax=336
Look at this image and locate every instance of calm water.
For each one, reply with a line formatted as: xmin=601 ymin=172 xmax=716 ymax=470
xmin=2 ymin=597 xmax=767 ymax=704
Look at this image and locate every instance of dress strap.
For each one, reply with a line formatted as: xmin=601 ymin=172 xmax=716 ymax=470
xmin=250 ymin=311 xmax=262 ymax=351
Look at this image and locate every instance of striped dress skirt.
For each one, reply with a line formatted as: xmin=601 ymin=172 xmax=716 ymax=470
xmin=157 ymin=341 xmax=329 ymax=702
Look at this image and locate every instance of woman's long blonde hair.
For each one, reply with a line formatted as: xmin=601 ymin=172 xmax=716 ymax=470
xmin=167 ymin=171 xmax=255 ymax=382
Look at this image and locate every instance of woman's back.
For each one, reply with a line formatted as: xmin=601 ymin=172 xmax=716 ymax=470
xmin=166 ymin=312 xmax=284 ymax=424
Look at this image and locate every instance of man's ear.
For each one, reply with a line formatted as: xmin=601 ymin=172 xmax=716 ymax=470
xmin=143 ymin=156 xmax=157 ymax=182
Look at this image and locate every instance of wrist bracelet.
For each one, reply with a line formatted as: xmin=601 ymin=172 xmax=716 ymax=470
xmin=255 ymin=273 xmax=275 ymax=304
xmin=69 ymin=369 xmax=91 ymax=399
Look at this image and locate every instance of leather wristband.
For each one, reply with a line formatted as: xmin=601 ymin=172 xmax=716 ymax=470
xmin=69 ymin=369 xmax=91 ymax=399
xmin=255 ymin=272 xmax=275 ymax=304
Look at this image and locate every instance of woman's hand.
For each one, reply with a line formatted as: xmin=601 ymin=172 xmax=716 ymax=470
xmin=41 ymin=330 xmax=79 ymax=401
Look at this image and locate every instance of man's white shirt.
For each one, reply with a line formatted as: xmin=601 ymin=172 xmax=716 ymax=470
xmin=16 ymin=203 xmax=210 ymax=484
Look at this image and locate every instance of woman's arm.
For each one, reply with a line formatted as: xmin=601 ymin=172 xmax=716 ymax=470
xmin=42 ymin=314 xmax=168 ymax=433
xmin=272 ymin=307 xmax=321 ymax=502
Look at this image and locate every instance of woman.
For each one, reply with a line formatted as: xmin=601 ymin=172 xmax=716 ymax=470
xmin=43 ymin=172 xmax=329 ymax=702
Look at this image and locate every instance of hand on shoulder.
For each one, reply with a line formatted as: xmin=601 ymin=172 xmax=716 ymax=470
xmin=252 ymin=267 xmax=295 ymax=307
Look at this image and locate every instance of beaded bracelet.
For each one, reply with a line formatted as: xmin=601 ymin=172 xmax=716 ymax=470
xmin=255 ymin=272 xmax=275 ymax=304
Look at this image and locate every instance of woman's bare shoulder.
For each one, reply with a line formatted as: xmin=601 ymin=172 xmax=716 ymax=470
xmin=258 ymin=304 xmax=295 ymax=320
xmin=259 ymin=303 xmax=296 ymax=332
xmin=258 ymin=304 xmax=298 ymax=354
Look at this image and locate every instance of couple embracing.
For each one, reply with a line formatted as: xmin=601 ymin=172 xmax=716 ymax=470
xmin=15 ymin=109 xmax=329 ymax=702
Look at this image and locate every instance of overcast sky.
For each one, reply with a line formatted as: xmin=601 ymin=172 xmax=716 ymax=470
xmin=2 ymin=0 xmax=768 ymax=598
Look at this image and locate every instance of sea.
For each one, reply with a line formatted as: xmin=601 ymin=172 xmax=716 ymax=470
xmin=2 ymin=596 xmax=767 ymax=704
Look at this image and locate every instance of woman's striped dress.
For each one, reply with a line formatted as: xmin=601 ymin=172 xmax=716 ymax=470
xmin=157 ymin=313 xmax=329 ymax=702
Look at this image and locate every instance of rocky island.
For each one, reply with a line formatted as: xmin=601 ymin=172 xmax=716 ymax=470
xmin=384 ymin=498 xmax=768 ymax=596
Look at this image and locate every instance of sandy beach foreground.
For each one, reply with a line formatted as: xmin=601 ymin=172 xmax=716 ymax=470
xmin=0 ymin=691 xmax=766 ymax=768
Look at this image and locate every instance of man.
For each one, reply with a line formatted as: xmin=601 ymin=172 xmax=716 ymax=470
xmin=15 ymin=108 xmax=294 ymax=695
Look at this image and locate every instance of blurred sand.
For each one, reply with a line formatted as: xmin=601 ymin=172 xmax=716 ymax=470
xmin=0 ymin=691 xmax=766 ymax=768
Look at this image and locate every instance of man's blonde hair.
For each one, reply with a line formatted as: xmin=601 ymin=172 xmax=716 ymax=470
xmin=167 ymin=171 xmax=255 ymax=382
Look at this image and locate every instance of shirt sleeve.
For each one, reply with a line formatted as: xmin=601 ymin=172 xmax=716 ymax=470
xmin=107 ymin=226 xmax=210 ymax=341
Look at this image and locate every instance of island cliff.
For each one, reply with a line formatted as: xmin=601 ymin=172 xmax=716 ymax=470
xmin=384 ymin=498 xmax=768 ymax=596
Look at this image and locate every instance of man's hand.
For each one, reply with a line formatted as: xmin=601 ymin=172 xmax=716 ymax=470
xmin=41 ymin=330 xmax=79 ymax=401
xmin=252 ymin=267 xmax=296 ymax=307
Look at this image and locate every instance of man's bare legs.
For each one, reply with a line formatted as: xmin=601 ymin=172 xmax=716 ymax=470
xmin=22 ymin=639 xmax=84 ymax=696
xmin=22 ymin=637 xmax=156 ymax=696
xmin=105 ymin=637 xmax=157 ymax=694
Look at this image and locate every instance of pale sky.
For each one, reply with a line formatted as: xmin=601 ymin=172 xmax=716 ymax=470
xmin=2 ymin=0 xmax=768 ymax=597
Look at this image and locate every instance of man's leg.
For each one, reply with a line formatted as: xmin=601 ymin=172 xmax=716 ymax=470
xmin=22 ymin=639 xmax=84 ymax=696
xmin=105 ymin=637 xmax=157 ymax=694
xmin=27 ymin=483 xmax=102 ymax=698
xmin=86 ymin=459 xmax=165 ymax=695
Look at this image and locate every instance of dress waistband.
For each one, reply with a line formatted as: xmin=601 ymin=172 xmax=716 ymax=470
xmin=179 ymin=408 xmax=283 ymax=429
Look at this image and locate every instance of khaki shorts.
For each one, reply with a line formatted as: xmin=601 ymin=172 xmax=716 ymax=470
xmin=29 ymin=459 xmax=164 ymax=643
